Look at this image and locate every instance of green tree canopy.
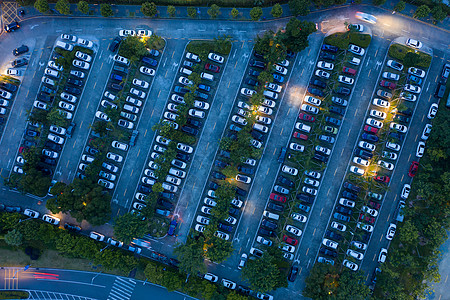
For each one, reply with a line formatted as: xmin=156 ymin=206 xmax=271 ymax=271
xmin=113 ymin=213 xmax=148 ymax=244
xmin=431 ymin=6 xmax=447 ymax=23
xmin=271 ymin=3 xmax=283 ymax=18
xmin=289 ymin=0 xmax=310 ymax=16
xmin=34 ymin=0 xmax=49 ymax=13
xmin=5 ymin=229 xmax=23 ymax=246
xmin=100 ymin=4 xmax=114 ymax=17
xmin=77 ymin=1 xmax=89 ymax=14
xmin=231 ymin=8 xmax=239 ymax=18
xmin=394 ymin=1 xmax=406 ymax=12
xmin=250 ymin=7 xmax=263 ymax=21
xmin=55 ymin=0 xmax=70 ymax=15
xmin=141 ymin=2 xmax=157 ymax=17
xmin=207 ymin=4 xmax=220 ymax=19
xmin=167 ymin=5 xmax=176 ymax=17
xmin=174 ymin=234 xmax=207 ymax=276
xmin=414 ymin=5 xmax=431 ymax=19
xmin=335 ymin=269 xmax=370 ymax=299
xmin=280 ymin=18 xmax=317 ymax=52
xmin=187 ymin=7 xmax=197 ymax=18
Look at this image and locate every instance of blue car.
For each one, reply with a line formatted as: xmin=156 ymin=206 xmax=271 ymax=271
xmin=407 ymin=74 xmax=423 ymax=85
xmin=273 ymin=74 xmax=284 ymax=83
xmin=362 ymin=132 xmax=379 ymax=142
xmin=167 ymin=219 xmax=177 ymax=236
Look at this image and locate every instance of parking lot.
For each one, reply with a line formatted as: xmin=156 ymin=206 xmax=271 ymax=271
xmin=0 ymin=8 xmax=449 ymax=300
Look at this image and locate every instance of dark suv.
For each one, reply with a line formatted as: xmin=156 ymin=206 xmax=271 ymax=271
xmin=12 ymin=57 xmax=28 ymax=67
xmin=336 ymin=206 xmax=352 ymax=215
xmin=13 ymin=45 xmax=29 ymax=56
xmin=5 ymin=21 xmax=20 ymax=32
xmin=249 ymin=60 xmax=265 ymax=69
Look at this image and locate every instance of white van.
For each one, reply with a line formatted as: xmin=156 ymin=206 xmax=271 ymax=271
xmin=263 ymin=211 xmax=280 ymax=220
xmin=253 ymin=123 xmax=268 ymax=133
xmin=55 ymin=41 xmax=74 ymax=51
xmin=180 ymin=67 xmax=192 ymax=76
xmin=264 ymin=90 xmax=278 ymax=100
xmin=201 ymin=72 xmax=214 ymax=81
xmin=123 ymin=104 xmax=139 ymax=114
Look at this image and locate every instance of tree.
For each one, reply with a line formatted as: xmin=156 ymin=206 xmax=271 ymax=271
xmin=403 ymin=52 xmax=420 ymax=67
xmin=77 ymin=1 xmax=89 ymax=14
xmin=231 ymin=8 xmax=239 ymax=18
xmin=205 ymin=237 xmax=233 ymax=263
xmin=258 ymin=71 xmax=273 ymax=84
xmin=207 ymin=4 xmax=220 ymax=19
xmin=55 ymin=0 xmax=70 ymax=15
xmin=373 ymin=0 xmax=387 ymax=6
xmin=4 ymin=229 xmax=23 ymax=246
xmin=113 ymin=213 xmax=148 ymax=244
xmin=141 ymin=2 xmax=157 ymax=17
xmin=241 ymin=252 xmax=287 ymax=292
xmin=118 ymin=36 xmax=148 ymax=63
xmin=100 ymin=4 xmax=113 ymax=17
xmin=335 ymin=269 xmax=370 ymax=299
xmin=34 ymin=0 xmax=49 ymax=13
xmin=271 ymin=3 xmax=283 ymax=18
xmin=431 ymin=6 xmax=447 ymax=23
xmin=303 ymin=263 xmax=338 ymax=298
xmin=187 ymin=7 xmax=197 ymax=18
xmin=174 ymin=235 xmax=207 ymax=276
xmin=250 ymin=7 xmax=263 ymax=21
xmin=47 ymin=108 xmax=67 ymax=127
xmin=167 ymin=5 xmax=176 ymax=17
xmin=280 ymin=18 xmax=317 ymax=52
xmin=394 ymin=1 xmax=405 ymax=12
xmin=289 ymin=0 xmax=310 ymax=16
xmin=414 ymin=5 xmax=431 ymax=19
xmin=398 ymin=220 xmax=419 ymax=244
xmin=226 ymin=291 xmax=248 ymax=300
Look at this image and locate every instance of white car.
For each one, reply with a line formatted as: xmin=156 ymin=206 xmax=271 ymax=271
xmin=113 ymin=55 xmax=130 ymax=66
xmin=350 ymin=165 xmax=364 ymax=176
xmin=48 ymin=60 xmax=64 ymax=71
xmin=237 ymin=101 xmax=252 ymax=110
xmin=204 ymin=197 xmax=217 ymax=207
xmin=322 ymin=238 xmax=338 ymax=249
xmin=378 ymin=248 xmax=388 ymax=263
xmin=314 ymin=69 xmax=330 ymax=79
xmin=221 ymin=279 xmax=236 ymax=290
xmin=331 ymin=221 xmax=346 ymax=232
xmin=133 ymin=79 xmax=149 ymax=89
xmin=137 ymin=29 xmax=152 ymax=37
xmin=406 ymin=38 xmax=422 ymax=49
xmin=44 ymin=68 xmax=59 ymax=78
xmin=178 ymin=76 xmax=193 ymax=86
xmin=386 ymin=141 xmax=401 ymax=151
xmin=305 ymin=170 xmax=321 ymax=179
xmin=353 ymin=157 xmax=369 ymax=167
xmin=58 ymin=109 xmax=73 ymax=120
xmin=177 ymin=143 xmax=193 ymax=153
xmin=164 ymin=111 xmax=178 ymax=121
xmin=416 ymin=141 xmax=425 ymax=157
xmin=370 ymin=109 xmax=386 ymax=120
xmin=390 ymin=122 xmax=408 ymax=133
xmin=104 ymin=91 xmax=116 ymax=101
xmin=95 ymin=111 xmax=110 ymax=122
xmin=362 ymin=206 xmax=378 ymax=217
xmin=13 ymin=166 xmax=24 ymax=174
xmin=338 ymin=75 xmax=354 ymax=85
xmin=256 ymin=236 xmax=272 ymax=246
xmin=347 ymin=249 xmax=364 ymax=260
xmin=317 ymin=61 xmax=334 ymax=70
xmin=107 ymin=152 xmax=123 ymax=163
xmin=282 ymin=165 xmax=298 ymax=176
xmin=58 ymin=101 xmax=75 ymax=112
xmin=366 ymin=118 xmax=383 ymax=128
xmin=355 ymin=12 xmax=377 ymax=24
xmin=382 ymin=72 xmax=400 ymax=81
xmin=290 ymin=142 xmax=304 ymax=152
xmin=112 ymin=141 xmax=129 ymax=151
xmin=243 ymin=158 xmax=256 ymax=166
xmin=232 ymin=115 xmax=247 ymax=126
xmin=285 ymin=225 xmax=302 ymax=236
xmin=401 ymin=184 xmax=411 ymax=199
xmin=256 ymin=116 xmax=271 ymax=125
xmin=77 ymin=38 xmax=94 ymax=49
xmin=214 ymin=231 xmax=230 ymax=240
xmin=23 ymin=209 xmax=40 ymax=219
xmin=238 ymin=253 xmax=247 ymax=270
xmin=404 ymin=84 xmax=421 ymax=94
xmin=208 ymin=53 xmax=224 ymax=63
xmin=48 ymin=133 xmax=65 ymax=145
xmin=61 ymin=92 xmax=77 ymax=103
xmin=304 ymin=96 xmax=322 ymax=106
xmin=240 ymin=88 xmax=256 ymax=97
xmin=61 ymin=34 xmax=77 ymax=42
xmin=291 ymin=213 xmax=307 ymax=223
xmin=98 ymin=179 xmax=114 ymax=189
xmin=75 ymin=51 xmax=92 ymax=62
xmin=339 ymin=198 xmax=355 ymax=208
xmin=348 ymin=44 xmax=365 ymax=56
xmin=265 ymin=82 xmax=282 ymax=93
xmin=119 ymin=29 xmax=136 ymax=37
xmin=194 ymin=100 xmax=210 ymax=110
xmin=399 ymin=92 xmax=417 ymax=102
xmin=377 ymin=160 xmax=394 ymax=171
xmin=386 ymin=223 xmax=396 ymax=240
xmin=421 ymin=124 xmax=432 ymax=140
xmin=301 ymin=104 xmax=319 ymax=114
xmin=130 ymin=88 xmax=146 ymax=99
xmin=7 ymin=69 xmax=20 ymax=76
xmin=189 ymin=109 xmax=205 ymax=119
xmin=140 ymin=66 xmax=155 ymax=76
xmin=408 ymin=67 xmax=426 ymax=78
xmin=427 ymin=103 xmax=438 ymax=119
xmin=42 ymin=214 xmax=60 ymax=225
xmin=304 ymin=178 xmax=319 ymax=187
xmin=357 ymin=222 xmax=374 ymax=232
xmin=302 ymin=186 xmax=317 ymax=196
xmin=263 ymin=99 xmax=276 ymax=108
xmin=315 ymin=145 xmax=331 ymax=156
xmin=358 ymin=140 xmax=375 ymax=151
xmin=42 ymin=76 xmax=55 ymax=86
xmin=372 ymin=98 xmax=389 ymax=108
xmin=72 ymin=59 xmax=90 ymax=70
xmin=281 ymin=244 xmax=295 ymax=253
xmin=236 ymin=174 xmax=251 ymax=184
xmin=203 ymin=273 xmax=218 ymax=282
xmin=274 ymin=64 xmax=288 ymax=75
xmin=351 ymin=241 xmax=367 ymax=250
xmin=343 ymin=259 xmax=358 ymax=271
xmin=387 ymin=59 xmax=404 ymax=71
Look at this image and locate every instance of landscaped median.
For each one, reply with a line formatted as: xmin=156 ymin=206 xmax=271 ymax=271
xmin=0 ymin=291 xmax=29 ymax=299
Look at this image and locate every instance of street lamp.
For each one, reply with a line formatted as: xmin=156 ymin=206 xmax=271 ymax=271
xmin=99 ymin=245 xmax=109 ymax=252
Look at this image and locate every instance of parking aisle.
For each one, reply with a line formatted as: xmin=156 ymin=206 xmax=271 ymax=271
xmin=111 ymin=39 xmax=188 ymax=216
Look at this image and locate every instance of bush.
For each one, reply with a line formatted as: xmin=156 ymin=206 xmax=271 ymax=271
xmin=34 ymin=0 xmax=49 ymax=13
xmin=388 ymin=43 xmax=432 ymax=68
xmin=207 ymin=4 xmax=220 ymax=18
xmin=324 ymin=32 xmax=371 ymax=50
xmin=431 ymin=6 xmax=447 ymax=23
xmin=394 ymin=0 xmax=406 ymax=12
xmin=250 ymin=7 xmax=263 ymax=21
xmin=77 ymin=1 xmax=89 ymax=14
xmin=100 ymin=3 xmax=114 ymax=17
xmin=231 ymin=8 xmax=239 ymax=18
xmin=167 ymin=5 xmax=176 ymax=17
xmin=289 ymin=0 xmax=310 ymax=16
xmin=414 ymin=5 xmax=431 ymax=19
xmin=271 ymin=3 xmax=283 ymax=18
xmin=55 ymin=0 xmax=70 ymax=15
xmin=187 ymin=7 xmax=197 ymax=18
xmin=141 ymin=2 xmax=157 ymax=17
xmin=0 ymin=291 xmax=29 ymax=299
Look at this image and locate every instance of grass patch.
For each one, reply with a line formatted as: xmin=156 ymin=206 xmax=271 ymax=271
xmin=388 ymin=43 xmax=431 ymax=68
xmin=0 ymin=291 xmax=29 ymax=299
xmin=324 ymin=32 xmax=371 ymax=50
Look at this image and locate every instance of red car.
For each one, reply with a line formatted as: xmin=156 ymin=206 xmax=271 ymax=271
xmin=283 ymin=235 xmax=298 ymax=246
xmin=408 ymin=161 xmax=419 ymax=177
xmin=205 ymin=63 xmax=220 ymax=73
xmin=270 ymin=193 xmax=286 ymax=203
xmin=364 ymin=125 xmax=378 ymax=134
xmin=298 ymin=113 xmax=315 ymax=122
xmin=374 ymin=176 xmax=390 ymax=184
xmin=379 ymin=80 xmax=396 ymax=90
xmin=342 ymin=66 xmax=356 ymax=76
xmin=369 ymin=201 xmax=381 ymax=210
xmin=293 ymin=132 xmax=308 ymax=140
xmin=359 ymin=213 xmax=375 ymax=224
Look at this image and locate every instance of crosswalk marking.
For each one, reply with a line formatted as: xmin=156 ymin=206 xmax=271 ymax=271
xmin=107 ymin=277 xmax=136 ymax=300
xmin=26 ymin=290 xmax=97 ymax=300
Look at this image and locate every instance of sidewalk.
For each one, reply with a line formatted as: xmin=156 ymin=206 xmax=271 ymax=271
xmin=15 ymin=1 xmax=450 ymax=32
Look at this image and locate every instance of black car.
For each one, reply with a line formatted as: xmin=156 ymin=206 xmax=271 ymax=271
xmin=244 ymin=78 xmax=259 ymax=87
xmin=308 ymin=87 xmax=324 ymax=97
xmin=41 ymin=158 xmax=57 ymax=165
xmin=331 ymin=96 xmax=347 ymax=106
xmin=12 ymin=57 xmax=28 ymax=67
xmin=249 ymin=59 xmax=265 ymax=69
xmin=313 ymin=153 xmax=328 ymax=163
xmin=157 ymin=199 xmax=174 ymax=210
xmin=267 ymin=202 xmax=284 ymax=212
xmin=362 ymin=133 xmax=379 ymax=142
xmin=253 ymin=51 xmax=265 ymax=59
xmin=394 ymin=114 xmax=411 ymax=123
xmin=5 ymin=206 xmax=21 ymax=213
xmin=181 ymin=125 xmax=199 ymax=136
xmin=238 ymin=166 xmax=254 ymax=175
xmin=139 ymin=185 xmax=151 ymax=193
xmin=109 ymin=37 xmax=122 ymax=52
xmin=194 ymin=90 xmax=209 ymax=100
xmin=85 ymin=145 xmax=99 ymax=155
xmin=38 ymin=92 xmax=52 ymax=102
xmin=214 ymin=160 xmax=228 ymax=169
xmin=297 ymin=193 xmax=314 ymax=204
xmin=325 ymin=116 xmax=341 ymax=126
xmin=219 ymin=149 xmax=231 ymax=159
xmin=174 ymin=85 xmax=189 ymax=95
xmin=319 ymin=247 xmax=337 ymax=257
xmin=186 ymin=118 xmax=202 ymax=128
xmin=329 ymin=105 xmax=345 ymax=116
xmin=248 ymin=69 xmax=261 ymax=77
xmin=212 ymin=171 xmax=226 ymax=180
xmin=67 ymin=78 xmax=83 ymax=87
xmin=310 ymin=79 xmax=326 ymax=89
xmin=277 ymin=175 xmax=294 ymax=188
xmin=235 ymin=187 xmax=247 ymax=197
xmin=321 ymin=44 xmax=339 ymax=53
xmin=227 ymin=132 xmax=237 ymax=140
xmin=160 ymin=192 xmax=175 ymax=200
xmin=41 ymin=86 xmax=55 ymax=94
xmin=5 ymin=21 xmax=20 ymax=32
xmin=258 ymin=227 xmax=275 ymax=237
xmin=198 ymin=84 xmax=211 ymax=92
xmin=344 ymin=181 xmax=361 ymax=193
xmin=64 ymin=223 xmax=82 ymax=232
xmin=354 ymin=148 xmax=373 ymax=160
xmin=209 ymin=181 xmax=219 ymax=190
xmin=336 ymin=206 xmax=352 ymax=215
xmin=109 ymin=83 xmax=123 ymax=91
xmin=319 ymin=52 xmax=336 ymax=61
xmin=64 ymin=86 xmax=81 ymax=95
xmin=46 ymin=141 xmax=62 ymax=152
xmin=336 ymin=86 xmax=351 ymax=96
xmin=288 ymin=264 xmax=299 ymax=282
xmin=251 ymin=130 xmax=264 ymax=142
xmin=229 ymin=207 xmax=239 ymax=216
xmin=176 ymin=153 xmax=190 ymax=162
xmin=218 ymin=223 xmax=233 ymax=232
xmin=0 ymin=82 xmax=18 ymax=93
xmin=342 ymin=190 xmax=357 ymax=200
xmin=398 ymin=108 xmax=413 ymax=116
xmin=325 ymin=230 xmax=343 ymax=241
xmin=13 ymin=45 xmax=29 ymax=56
xmin=389 ymin=132 xmax=404 ymax=142
xmin=142 ymin=56 xmax=158 ymax=67
xmin=237 ymin=285 xmax=252 ymax=296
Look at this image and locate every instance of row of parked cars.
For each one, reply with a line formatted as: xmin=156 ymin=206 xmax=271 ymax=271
xmin=13 ymin=34 xmax=93 ymax=177
xmin=131 ymin=50 xmax=225 ymax=228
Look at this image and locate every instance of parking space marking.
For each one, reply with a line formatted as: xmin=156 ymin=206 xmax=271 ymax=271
xmin=199 ymin=161 xmax=203 ymax=169
xmin=361 ymin=89 xmax=364 ymax=96
xmin=354 ymin=108 xmax=358 ymax=117
xmin=123 ymin=188 xmax=127 ymax=196
xmin=273 ymin=148 xmax=276 ymax=155
xmin=219 ymin=102 xmax=223 ymax=110
xmin=144 ymin=129 xmax=148 ymax=137
xmin=319 ymin=207 xmax=323 ymax=216
xmin=305 ymin=247 xmax=309 ymax=255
